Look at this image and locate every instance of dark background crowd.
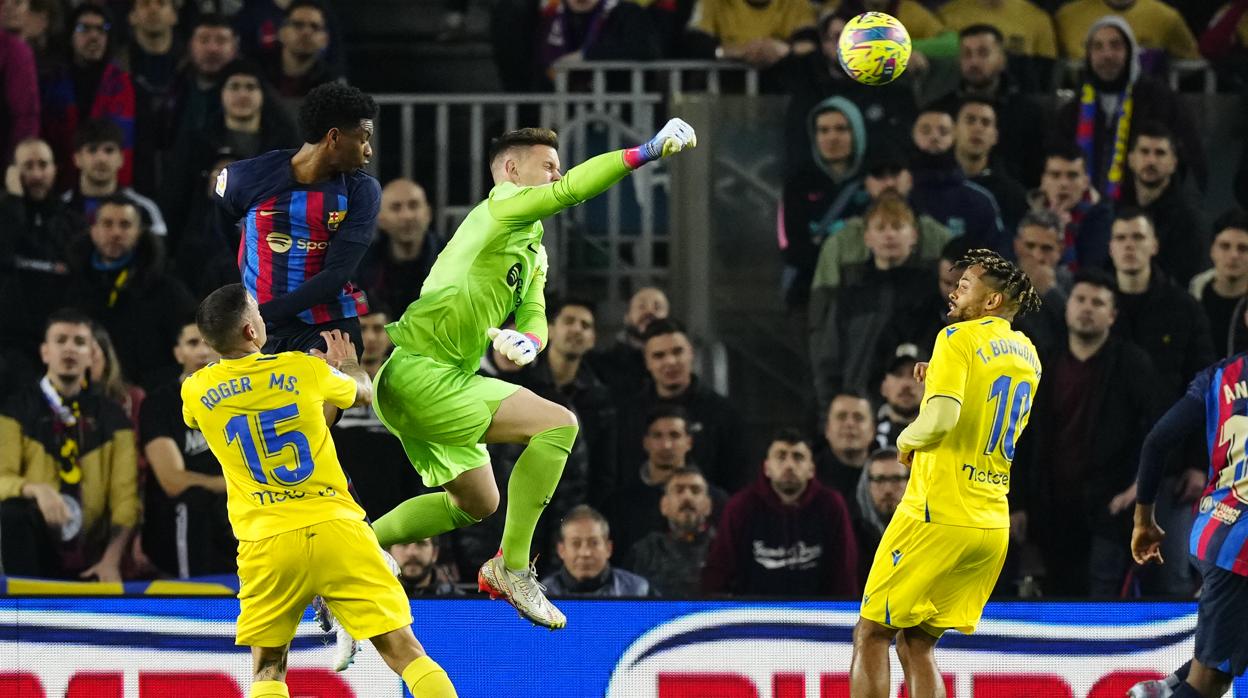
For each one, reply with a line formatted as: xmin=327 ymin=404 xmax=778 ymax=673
xmin=1 ymin=0 xmax=1248 ymax=601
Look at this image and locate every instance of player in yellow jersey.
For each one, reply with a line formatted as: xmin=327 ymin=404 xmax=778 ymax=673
xmin=850 ymin=250 xmax=1043 ymax=698
xmin=181 ymin=284 xmax=457 ymax=698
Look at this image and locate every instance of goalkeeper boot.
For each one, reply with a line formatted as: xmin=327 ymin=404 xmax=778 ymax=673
xmin=477 ymin=554 xmax=566 ymax=630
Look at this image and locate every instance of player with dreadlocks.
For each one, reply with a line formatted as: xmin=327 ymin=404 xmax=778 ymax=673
xmin=850 ymin=248 xmax=1042 ymax=698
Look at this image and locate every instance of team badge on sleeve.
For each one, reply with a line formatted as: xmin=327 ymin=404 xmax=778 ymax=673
xmin=215 ymin=168 xmax=228 ymax=197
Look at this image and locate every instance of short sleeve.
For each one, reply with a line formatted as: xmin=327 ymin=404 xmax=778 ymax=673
xmin=179 ymin=381 xmax=199 ymax=429
xmin=308 ymin=356 xmax=357 ymax=410
xmin=339 ymin=174 xmax=382 ymax=246
xmin=923 ymin=326 xmax=972 ymax=404
xmin=212 ymin=162 xmax=249 ymax=224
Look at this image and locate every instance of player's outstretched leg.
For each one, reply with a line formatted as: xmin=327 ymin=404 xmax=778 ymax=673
xmin=850 ymin=618 xmax=894 ymax=698
xmin=373 ymin=467 xmax=497 ymax=548
xmin=477 ymin=387 xmax=578 ymax=629
xmin=371 ymin=626 xmax=458 ymax=697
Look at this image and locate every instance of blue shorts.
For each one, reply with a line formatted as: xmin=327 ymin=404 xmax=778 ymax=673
xmin=1194 ymin=556 xmax=1248 ymax=678
xmin=263 ymin=316 xmax=363 ymax=360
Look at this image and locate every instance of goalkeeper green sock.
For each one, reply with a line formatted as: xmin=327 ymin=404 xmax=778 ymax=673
xmin=501 ymin=424 xmax=578 ymax=570
xmin=372 ymin=492 xmax=480 ymax=548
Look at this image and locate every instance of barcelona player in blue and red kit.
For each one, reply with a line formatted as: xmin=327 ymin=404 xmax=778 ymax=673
xmin=212 ymin=82 xmax=380 ymax=356
xmin=1133 ymin=353 xmax=1248 ymax=698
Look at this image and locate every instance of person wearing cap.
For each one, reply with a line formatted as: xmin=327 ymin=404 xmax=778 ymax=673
xmin=876 ymin=345 xmax=923 ymax=447
xmin=0 ymin=308 xmax=139 ymax=581
xmin=778 ymin=96 xmax=868 ymax=309
xmin=1055 ymin=14 xmax=1206 ymax=198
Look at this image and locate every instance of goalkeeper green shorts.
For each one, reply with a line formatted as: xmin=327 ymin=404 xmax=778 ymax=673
xmin=372 ymin=350 xmax=520 ymax=487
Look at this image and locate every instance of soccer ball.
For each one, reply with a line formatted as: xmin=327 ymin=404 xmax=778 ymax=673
xmin=837 ymin=12 xmax=912 ymax=86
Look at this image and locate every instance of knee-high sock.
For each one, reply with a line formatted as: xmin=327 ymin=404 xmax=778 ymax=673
xmin=403 ymin=656 xmax=458 ymax=697
xmin=372 ymin=492 xmax=480 ymax=548
xmin=249 ymin=681 xmax=289 ymax=698
xmin=501 ymin=424 xmax=578 ymax=570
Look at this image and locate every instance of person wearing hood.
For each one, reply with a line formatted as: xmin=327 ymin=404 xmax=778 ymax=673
xmin=908 ymin=103 xmax=1008 ymax=255
xmin=1056 ymin=0 xmax=1199 ymax=71
xmin=778 ymin=96 xmax=867 ymax=309
xmin=702 ymin=429 xmax=858 ymax=596
xmin=64 ymin=195 xmax=196 ymax=389
xmin=1056 ymin=15 xmax=1206 ymax=199
xmin=779 ymin=10 xmax=917 ymax=173
xmin=851 ymin=448 xmax=908 ymax=587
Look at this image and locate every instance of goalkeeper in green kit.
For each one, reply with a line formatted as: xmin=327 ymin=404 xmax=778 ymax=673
xmin=370 ymin=118 xmax=697 ymax=629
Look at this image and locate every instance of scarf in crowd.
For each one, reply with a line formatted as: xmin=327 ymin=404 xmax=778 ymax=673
xmin=39 ymin=376 xmax=85 ymax=493
xmin=539 ymin=0 xmax=616 ymax=69
xmin=1076 ymin=82 xmax=1134 ymax=202
xmin=91 ymin=250 xmax=134 ymax=308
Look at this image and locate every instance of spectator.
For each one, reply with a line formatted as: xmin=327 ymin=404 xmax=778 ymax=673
xmin=586 ymin=285 xmax=668 ymax=399
xmin=172 ymin=15 xmax=239 ymax=141
xmin=629 ymin=466 xmax=717 ymax=597
xmin=778 ymin=97 xmax=867 ymax=309
xmin=702 ymin=429 xmax=858 ymax=596
xmin=932 ymin=24 xmax=1050 ymax=185
xmin=618 ymin=319 xmax=747 ymax=490
xmin=0 ymin=138 xmax=82 ymax=372
xmin=0 ymin=6 xmax=38 ymax=162
xmin=390 ymin=537 xmax=463 ymax=596
xmin=1011 ymin=210 xmax=1072 ymax=355
xmin=541 ymin=505 xmax=653 ymax=596
xmin=358 ymin=178 xmax=446 ymax=316
xmin=1110 ymin=209 xmax=1215 ymax=399
xmin=1033 ymin=141 xmax=1114 ymax=273
xmin=534 ymin=0 xmax=660 ymax=88
xmin=909 ymin=104 xmax=1007 ymax=253
xmin=1190 ymin=210 xmax=1248 ymax=355
xmin=953 ymin=97 xmax=1028 ymax=235
xmin=163 ymin=59 xmax=299 ymax=237
xmin=684 ymin=0 xmax=817 ymax=69
xmin=1199 ymin=0 xmax=1248 ymax=86
xmin=262 ymin=0 xmax=339 ymax=120
xmin=815 ymin=394 xmax=880 ymax=501
xmin=332 ymin=307 xmax=426 ymax=521
xmin=1055 ymin=0 xmax=1199 ymax=70
xmin=850 ymin=448 xmax=908 ymax=586
xmin=0 ymin=308 xmax=138 ymax=580
xmin=9 ymin=0 xmax=58 ymax=63
xmin=139 ymin=320 xmax=236 ymax=578
xmin=232 ymin=0 xmax=348 ymax=79
xmin=1015 ymin=270 xmax=1162 ymax=596
xmin=1120 ymin=121 xmax=1207 ymax=286
xmin=88 ymin=323 xmax=144 ymax=430
xmin=1108 ymin=209 xmax=1211 ymax=597
xmin=64 ymin=195 xmax=195 ymax=388
xmin=1056 ymin=16 xmax=1206 ymax=197
xmin=936 ymin=0 xmax=1058 ymax=90
xmin=169 ymin=154 xmax=241 ymax=299
xmin=807 ymin=151 xmax=952 ymax=295
xmin=809 ymin=193 xmax=939 ymax=404
xmin=779 ymin=11 xmax=917 ymax=175
xmin=127 ymin=0 xmax=179 ymax=194
xmin=517 ymin=298 xmax=617 ymax=511
xmin=875 ymin=345 xmax=922 ymax=446
xmin=39 ymin=4 xmax=135 ymax=192
xmin=63 ymin=118 xmax=167 ymax=237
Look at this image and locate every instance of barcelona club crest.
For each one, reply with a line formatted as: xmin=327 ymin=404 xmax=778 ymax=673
xmin=327 ymin=210 xmax=346 ymax=231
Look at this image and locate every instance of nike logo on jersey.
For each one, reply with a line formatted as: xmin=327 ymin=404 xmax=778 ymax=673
xmin=259 ymin=210 xmax=278 ymax=216
xmin=527 ymin=243 xmax=539 ymax=254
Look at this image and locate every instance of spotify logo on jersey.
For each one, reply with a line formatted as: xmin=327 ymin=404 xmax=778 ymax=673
xmin=267 ymin=232 xmax=293 ymax=253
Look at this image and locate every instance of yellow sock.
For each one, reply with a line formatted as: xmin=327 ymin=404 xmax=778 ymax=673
xmin=402 ymin=656 xmax=458 ymax=697
xmin=249 ymin=680 xmax=289 ymax=698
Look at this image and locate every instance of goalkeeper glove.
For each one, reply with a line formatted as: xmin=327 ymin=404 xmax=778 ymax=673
xmin=487 ymin=327 xmax=540 ymax=366
xmin=624 ymin=118 xmax=698 ymax=168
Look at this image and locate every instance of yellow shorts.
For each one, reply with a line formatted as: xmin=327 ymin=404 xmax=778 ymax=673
xmin=860 ymin=513 xmax=1008 ymax=636
xmin=235 ymin=518 xmax=413 ymax=647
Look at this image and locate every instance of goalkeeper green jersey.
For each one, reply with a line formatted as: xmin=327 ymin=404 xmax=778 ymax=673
xmin=386 ymin=150 xmax=632 ymax=372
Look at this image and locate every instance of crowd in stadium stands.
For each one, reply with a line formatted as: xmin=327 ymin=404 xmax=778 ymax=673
xmin=1 ymin=0 xmax=1248 ymax=602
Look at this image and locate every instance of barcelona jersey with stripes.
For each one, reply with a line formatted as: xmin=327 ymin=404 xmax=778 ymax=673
xmin=1189 ymin=354 xmax=1248 ymax=575
xmin=213 ymin=149 xmax=380 ymax=325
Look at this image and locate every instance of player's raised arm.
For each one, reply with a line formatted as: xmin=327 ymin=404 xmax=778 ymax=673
xmin=488 ymin=119 xmax=697 ymax=224
xmin=311 ymin=329 xmax=373 ymax=408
